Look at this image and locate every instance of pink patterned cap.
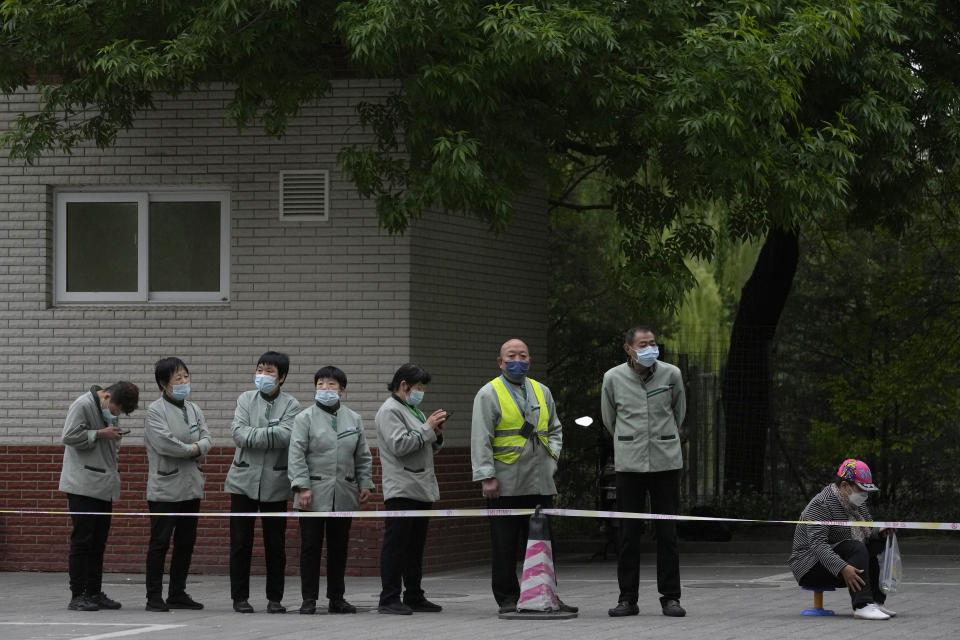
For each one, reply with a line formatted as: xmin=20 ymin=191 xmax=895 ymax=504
xmin=837 ymin=459 xmax=879 ymax=492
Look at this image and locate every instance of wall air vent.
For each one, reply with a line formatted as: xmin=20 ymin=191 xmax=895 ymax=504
xmin=279 ymin=170 xmax=329 ymax=222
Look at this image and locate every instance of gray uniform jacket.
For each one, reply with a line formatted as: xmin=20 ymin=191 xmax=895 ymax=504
xmin=58 ymin=386 xmax=123 ymax=502
xmin=788 ymin=485 xmax=880 ymax=582
xmin=376 ymin=395 xmax=442 ymax=503
xmin=601 ymin=361 xmax=686 ymax=473
xmin=288 ymin=403 xmax=375 ymax=511
xmin=145 ymin=395 xmax=214 ymax=503
xmin=470 ymin=377 xmax=563 ymax=496
xmin=224 ymin=389 xmax=299 ymax=502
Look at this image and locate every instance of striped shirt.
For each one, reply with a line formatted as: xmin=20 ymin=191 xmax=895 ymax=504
xmin=788 ymin=485 xmax=879 ymax=581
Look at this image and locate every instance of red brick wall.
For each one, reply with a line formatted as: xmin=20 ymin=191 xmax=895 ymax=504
xmin=0 ymin=445 xmax=489 ymax=576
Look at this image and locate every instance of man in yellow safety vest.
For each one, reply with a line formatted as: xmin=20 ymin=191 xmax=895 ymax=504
xmin=470 ymin=338 xmax=571 ymax=615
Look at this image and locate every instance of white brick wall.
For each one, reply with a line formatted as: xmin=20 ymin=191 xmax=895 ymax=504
xmin=0 ymin=82 xmax=550 ymax=446
xmin=408 ymin=186 xmax=551 ymax=447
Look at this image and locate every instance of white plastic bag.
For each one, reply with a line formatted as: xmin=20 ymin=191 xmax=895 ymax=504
xmin=879 ymin=533 xmax=902 ymax=595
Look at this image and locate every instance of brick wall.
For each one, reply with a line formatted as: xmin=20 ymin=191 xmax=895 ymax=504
xmin=0 ymin=444 xmax=489 ymax=576
xmin=0 ymin=80 xmax=419 ymax=443
xmin=407 ymin=191 xmax=551 ymax=449
xmin=0 ymin=82 xmax=549 ymax=575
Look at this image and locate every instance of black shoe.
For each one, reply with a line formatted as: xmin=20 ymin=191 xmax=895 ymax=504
xmin=145 ymin=597 xmax=169 ymax=612
xmin=87 ymin=592 xmax=121 ymax=610
xmin=266 ymin=600 xmax=286 ymax=614
xmin=608 ymin=601 xmax=639 ymax=617
xmin=498 ymin=600 xmax=518 ymax=614
xmin=233 ymin=599 xmax=255 ymax=613
xmin=404 ymin=597 xmax=442 ymax=613
xmin=661 ymin=599 xmax=686 ymax=617
xmin=299 ymin=599 xmax=316 ymax=615
xmin=329 ymin=599 xmax=357 ymax=614
xmin=166 ymin=593 xmax=203 ymax=610
xmin=378 ymin=601 xmax=413 ymax=615
xmin=557 ymin=599 xmax=579 ymax=613
xmin=68 ymin=595 xmax=99 ymax=611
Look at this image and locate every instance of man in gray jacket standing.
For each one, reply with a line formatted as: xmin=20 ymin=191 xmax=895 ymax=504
xmin=471 ymin=338 xmax=568 ymax=614
xmin=602 ymin=326 xmax=687 ymax=618
xmin=59 ymin=381 xmax=140 ymax=611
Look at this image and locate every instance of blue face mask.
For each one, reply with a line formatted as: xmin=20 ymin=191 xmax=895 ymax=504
xmin=315 ymin=389 xmax=340 ymax=406
xmin=634 ymin=346 xmax=659 ymax=367
xmin=255 ymin=373 xmax=277 ymax=394
xmin=101 ymin=408 xmax=116 ymax=425
xmin=407 ymin=389 xmax=424 ymax=407
xmin=503 ymin=360 xmax=530 ymax=382
xmin=171 ymin=383 xmax=191 ymax=400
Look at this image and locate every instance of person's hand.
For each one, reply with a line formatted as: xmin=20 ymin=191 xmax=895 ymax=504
xmin=426 ymin=409 xmax=446 ymax=434
xmin=96 ymin=426 xmax=124 ymax=441
xmin=359 ymin=488 xmax=371 ymax=504
xmin=481 ymin=477 xmax=500 ymax=499
xmin=299 ymin=488 xmax=313 ymax=510
xmin=840 ymin=564 xmax=865 ymax=591
xmin=879 ymin=527 xmax=895 ymax=539
xmin=191 ymin=443 xmax=201 ymax=458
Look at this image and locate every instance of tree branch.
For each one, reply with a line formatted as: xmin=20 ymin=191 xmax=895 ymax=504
xmin=548 ymin=199 xmax=614 ymax=212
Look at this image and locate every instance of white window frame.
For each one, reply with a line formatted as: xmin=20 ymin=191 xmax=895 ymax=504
xmin=55 ymin=190 xmax=231 ymax=304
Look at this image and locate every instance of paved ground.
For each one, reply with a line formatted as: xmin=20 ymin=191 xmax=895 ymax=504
xmin=1 ymin=549 xmax=958 ymax=640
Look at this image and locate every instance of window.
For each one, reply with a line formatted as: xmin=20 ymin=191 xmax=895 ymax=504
xmin=55 ymin=191 xmax=230 ymax=303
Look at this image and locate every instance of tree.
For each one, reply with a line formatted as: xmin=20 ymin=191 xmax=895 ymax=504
xmin=4 ymin=1 xmax=959 ymax=489
xmin=720 ymin=0 xmax=960 ymax=492
xmin=774 ymin=208 xmax=960 ymax=520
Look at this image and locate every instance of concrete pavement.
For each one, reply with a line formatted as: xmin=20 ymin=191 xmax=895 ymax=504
xmin=1 ymin=551 xmax=958 ymax=640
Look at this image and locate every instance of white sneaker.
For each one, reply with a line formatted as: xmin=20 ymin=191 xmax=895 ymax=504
xmin=854 ymin=603 xmax=891 ymax=620
xmin=875 ymin=604 xmax=897 ymax=618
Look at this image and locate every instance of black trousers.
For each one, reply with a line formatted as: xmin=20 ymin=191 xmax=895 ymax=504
xmin=66 ymin=493 xmax=112 ymax=597
xmin=799 ymin=538 xmax=886 ymax=608
xmin=616 ymin=470 xmax=681 ymax=605
xmin=145 ymin=499 xmax=201 ymax=600
xmin=298 ymin=515 xmax=352 ymax=601
xmin=379 ymin=497 xmax=431 ymax=605
xmin=229 ymin=493 xmax=288 ymax=602
xmin=486 ymin=494 xmax=554 ymax=606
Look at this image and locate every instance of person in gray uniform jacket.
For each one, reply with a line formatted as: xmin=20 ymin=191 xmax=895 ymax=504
xmin=143 ymin=357 xmax=213 ymax=613
xmin=288 ymin=365 xmax=375 ymax=615
xmin=603 ymin=326 xmax=687 ymax=619
xmin=470 ymin=338 xmax=569 ymax=615
xmin=376 ymin=363 xmax=449 ymax=615
xmin=225 ymin=351 xmax=300 ymax=614
xmin=59 ymin=381 xmax=140 ymax=612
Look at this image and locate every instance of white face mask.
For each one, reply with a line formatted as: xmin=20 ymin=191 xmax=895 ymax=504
xmin=315 ymin=389 xmax=340 ymax=406
xmin=634 ymin=345 xmax=659 ymax=367
xmin=848 ymin=489 xmax=868 ymax=507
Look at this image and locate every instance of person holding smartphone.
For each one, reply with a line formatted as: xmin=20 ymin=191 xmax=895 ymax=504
xmin=376 ymin=363 xmax=448 ymax=615
xmin=143 ymin=357 xmax=213 ymax=612
xmin=58 ymin=380 xmax=140 ymax=611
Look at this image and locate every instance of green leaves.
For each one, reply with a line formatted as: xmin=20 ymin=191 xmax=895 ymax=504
xmin=3 ymin=0 xmax=960 ymax=316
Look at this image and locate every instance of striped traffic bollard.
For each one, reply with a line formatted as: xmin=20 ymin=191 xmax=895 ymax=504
xmin=499 ymin=505 xmax=578 ymax=620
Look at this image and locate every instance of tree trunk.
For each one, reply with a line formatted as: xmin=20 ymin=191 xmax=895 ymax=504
xmin=722 ymin=227 xmax=800 ymax=494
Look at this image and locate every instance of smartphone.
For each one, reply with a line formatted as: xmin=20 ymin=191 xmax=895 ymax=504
xmin=117 ymin=428 xmax=131 ymax=435
xmin=442 ymin=409 xmax=455 ymax=420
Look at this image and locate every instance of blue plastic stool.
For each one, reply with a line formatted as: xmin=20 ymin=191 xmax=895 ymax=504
xmin=801 ymin=586 xmax=836 ymax=616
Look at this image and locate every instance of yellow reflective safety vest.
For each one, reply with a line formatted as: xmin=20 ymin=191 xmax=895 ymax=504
xmin=490 ymin=376 xmax=551 ymax=464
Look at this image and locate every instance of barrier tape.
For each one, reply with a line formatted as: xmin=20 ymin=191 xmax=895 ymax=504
xmin=2 ymin=507 xmax=958 ymax=531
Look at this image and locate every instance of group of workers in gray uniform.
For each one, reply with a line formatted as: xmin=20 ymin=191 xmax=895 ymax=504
xmin=58 ymin=327 xmax=894 ymax=621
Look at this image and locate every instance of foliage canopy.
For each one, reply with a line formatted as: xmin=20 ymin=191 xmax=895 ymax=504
xmin=4 ymin=0 xmax=957 ymax=311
